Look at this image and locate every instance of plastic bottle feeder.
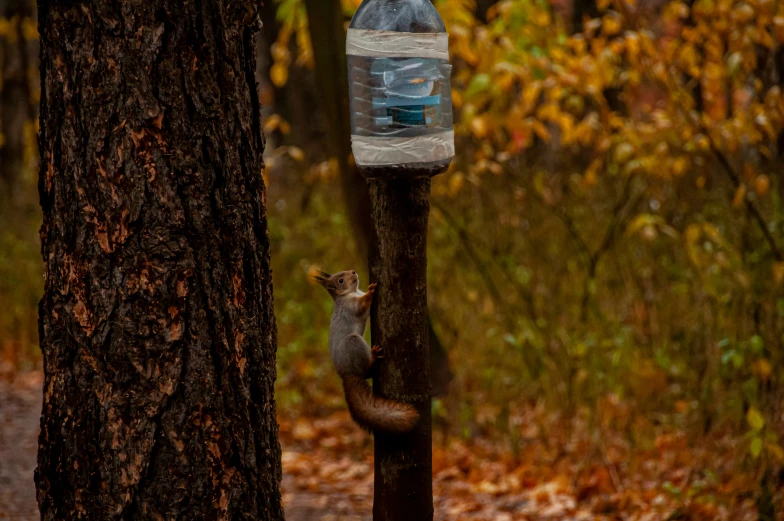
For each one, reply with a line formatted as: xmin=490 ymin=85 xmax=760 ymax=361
xmin=347 ymin=0 xmax=455 ymax=179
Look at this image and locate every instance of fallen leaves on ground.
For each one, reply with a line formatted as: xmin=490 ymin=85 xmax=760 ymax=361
xmin=1 ymin=373 xmax=772 ymax=521
xmin=279 ymin=407 xmax=766 ymax=521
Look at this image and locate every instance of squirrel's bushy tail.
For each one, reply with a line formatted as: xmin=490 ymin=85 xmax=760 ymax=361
xmin=342 ymin=375 xmax=419 ymax=433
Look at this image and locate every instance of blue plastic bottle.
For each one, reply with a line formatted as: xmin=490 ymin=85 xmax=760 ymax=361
xmin=347 ymin=0 xmax=454 ymax=178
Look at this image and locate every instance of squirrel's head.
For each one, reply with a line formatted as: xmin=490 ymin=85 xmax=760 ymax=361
xmin=313 ymin=270 xmax=359 ymax=298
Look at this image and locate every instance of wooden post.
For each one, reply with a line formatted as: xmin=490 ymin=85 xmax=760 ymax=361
xmin=368 ymin=177 xmax=433 ymax=521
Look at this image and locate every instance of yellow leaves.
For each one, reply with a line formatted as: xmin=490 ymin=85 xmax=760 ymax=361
xmin=535 ymin=103 xmax=558 ymax=122
xmin=269 ymin=38 xmax=292 ymax=87
xmin=263 ymin=114 xmax=291 ymax=135
xmin=531 ymin=9 xmax=550 ymax=27
xmin=441 ymin=0 xmax=779 ymax=189
xmin=530 ymin=119 xmax=551 ymax=143
xmin=521 ymin=82 xmax=541 ymax=114
xmin=753 ymin=175 xmax=770 ymax=196
xmin=597 ymin=0 xmax=612 ymax=10
xmin=746 ymin=408 xmax=764 ymax=432
xmin=573 ymin=113 xmax=598 ymax=146
xmin=678 ymin=44 xmax=701 ymax=78
xmin=751 ymin=359 xmax=772 ymax=382
xmin=556 ymin=112 xmax=575 ymax=145
xmin=626 ymin=214 xmax=679 ymax=241
xmin=613 ymin=143 xmax=634 ymax=164
xmin=754 ymin=111 xmax=777 ymax=140
xmin=449 ymin=29 xmax=479 ymax=66
xmin=693 ymin=134 xmax=710 ymax=152
xmin=546 ymin=84 xmax=566 ymax=103
xmin=672 ymin=157 xmax=689 ymax=176
xmin=624 ymin=32 xmax=640 ymax=63
xmin=583 ymin=158 xmax=602 ymax=186
xmin=568 ymin=36 xmax=587 ymax=56
xmin=448 ymin=172 xmax=465 ymax=196
xmin=731 ymin=184 xmax=746 ymax=208
xmin=495 ymin=72 xmax=515 ymax=92
xmin=773 ymin=262 xmax=784 ymax=285
xmin=733 ymin=3 xmax=755 ymax=24
xmin=295 ymin=23 xmax=314 ymax=68
xmin=306 ymin=158 xmax=339 ymax=184
xmin=768 ymin=443 xmax=784 ymax=464
xmin=601 ymin=14 xmax=622 ymax=37
xmin=270 ymin=0 xmax=311 ymax=85
xmin=0 ymin=17 xmax=13 ymax=39
xmin=270 ymin=63 xmax=289 ymax=88
xmin=451 ymin=89 xmax=464 ymax=109
xmin=664 ymin=1 xmax=691 ymax=20
xmin=775 ymin=17 xmax=784 ymax=42
xmin=286 ymin=147 xmax=305 ymax=162
xmin=292 ymin=419 xmax=317 ymax=441
xmin=470 ymin=116 xmax=490 ymax=138
xmin=21 ymin=17 xmax=38 ymax=40
xmin=684 ymin=223 xmax=721 ymax=267
xmin=626 ymin=214 xmax=662 ymax=240
xmin=341 ymin=0 xmax=363 ymax=11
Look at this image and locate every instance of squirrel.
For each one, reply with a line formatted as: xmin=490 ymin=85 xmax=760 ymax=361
xmin=313 ymin=269 xmax=419 ymax=433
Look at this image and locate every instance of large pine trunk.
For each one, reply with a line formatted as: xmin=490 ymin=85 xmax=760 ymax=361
xmin=35 ymin=1 xmax=284 ymax=519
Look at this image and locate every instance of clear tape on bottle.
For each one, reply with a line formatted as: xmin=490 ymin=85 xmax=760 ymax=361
xmin=347 ymin=29 xmax=454 ymax=168
xmin=346 ymin=29 xmax=449 ymax=59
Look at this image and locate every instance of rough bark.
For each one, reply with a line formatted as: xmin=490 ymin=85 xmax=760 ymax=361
xmin=369 ymin=178 xmax=433 ymax=521
xmin=305 ymin=0 xmax=453 ymax=396
xmin=35 ymin=1 xmax=284 ymax=519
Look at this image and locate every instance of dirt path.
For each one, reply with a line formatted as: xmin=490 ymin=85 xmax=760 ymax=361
xmin=0 ymin=373 xmax=367 ymax=521
xmin=0 ymin=373 xmax=40 ymax=520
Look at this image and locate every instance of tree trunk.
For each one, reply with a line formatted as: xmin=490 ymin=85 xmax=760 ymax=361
xmin=475 ymin=0 xmax=498 ymax=23
xmin=304 ymin=0 xmax=372 ymax=255
xmin=35 ymin=1 xmax=284 ymax=519
xmin=369 ymin=178 xmax=433 ymax=521
xmin=572 ymin=0 xmax=599 ymax=34
xmin=305 ymin=0 xmax=453 ymax=396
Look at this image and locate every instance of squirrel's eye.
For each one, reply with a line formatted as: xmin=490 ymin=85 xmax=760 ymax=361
xmin=339 ymin=278 xmax=344 ymax=284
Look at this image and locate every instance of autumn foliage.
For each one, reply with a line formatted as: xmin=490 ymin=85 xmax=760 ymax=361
xmin=2 ymin=0 xmax=784 ymax=519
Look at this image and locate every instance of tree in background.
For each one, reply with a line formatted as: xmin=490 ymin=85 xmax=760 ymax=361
xmin=0 ymin=0 xmax=40 ymax=374
xmin=0 ymin=0 xmax=36 ymax=202
xmin=35 ymin=0 xmax=283 ymax=518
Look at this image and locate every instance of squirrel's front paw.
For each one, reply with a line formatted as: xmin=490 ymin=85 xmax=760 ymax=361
xmin=371 ymin=345 xmax=384 ymax=359
xmin=367 ymin=283 xmax=378 ymax=293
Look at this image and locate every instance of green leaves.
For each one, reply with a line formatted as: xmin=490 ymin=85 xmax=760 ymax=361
xmin=465 ymin=73 xmax=491 ymax=97
xmin=746 ymin=408 xmax=765 ymax=432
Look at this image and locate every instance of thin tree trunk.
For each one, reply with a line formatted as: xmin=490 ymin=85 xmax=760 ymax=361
xmin=572 ymin=0 xmax=599 ymax=34
xmin=369 ymin=178 xmax=433 ymax=521
xmin=0 ymin=0 xmax=37 ymax=203
xmin=475 ymin=0 xmax=498 ymax=23
xmin=35 ymin=1 xmax=284 ymax=519
xmin=303 ymin=0 xmax=371 ymax=255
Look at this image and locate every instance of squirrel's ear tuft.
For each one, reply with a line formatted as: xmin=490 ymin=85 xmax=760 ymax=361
xmin=312 ymin=270 xmax=331 ymax=286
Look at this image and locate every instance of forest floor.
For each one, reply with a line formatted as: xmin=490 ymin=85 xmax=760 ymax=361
xmin=0 ymin=372 xmax=772 ymax=521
